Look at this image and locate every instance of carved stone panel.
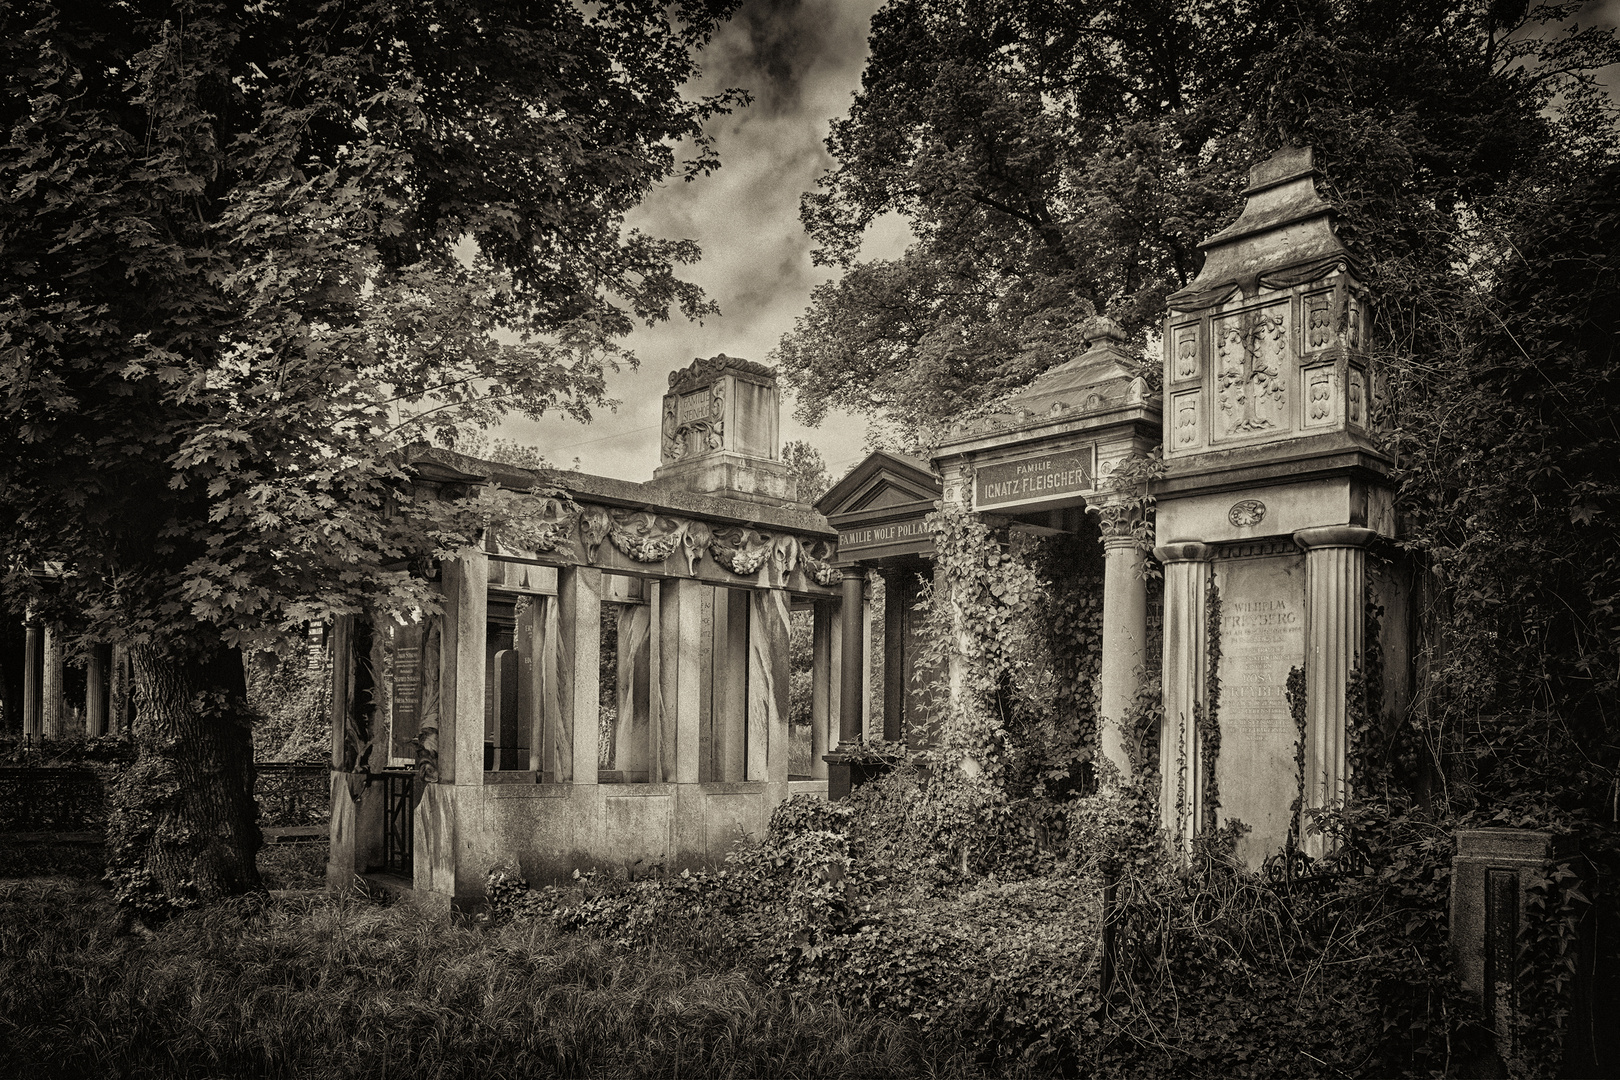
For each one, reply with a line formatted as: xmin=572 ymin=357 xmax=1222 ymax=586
xmin=1303 ymin=291 xmax=1333 ymax=352
xmin=1172 ymin=323 xmax=1201 ymax=382
xmin=1303 ymin=364 xmax=1337 ymax=428
xmin=1171 ymin=390 xmax=1201 ymax=451
xmin=1347 ymin=366 xmax=1366 ymax=427
xmin=1212 ymin=300 xmax=1292 ymax=442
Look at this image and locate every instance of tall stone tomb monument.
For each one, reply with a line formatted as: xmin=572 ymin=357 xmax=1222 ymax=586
xmin=1156 ymin=146 xmax=1410 ymax=865
xmin=653 ymin=355 xmax=803 ymax=508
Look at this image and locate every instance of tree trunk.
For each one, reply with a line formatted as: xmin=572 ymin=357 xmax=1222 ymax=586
xmin=106 ymin=640 xmax=263 ymax=912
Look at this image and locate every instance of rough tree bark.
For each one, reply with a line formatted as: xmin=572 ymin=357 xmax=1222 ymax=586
xmin=106 ymin=640 xmax=263 ymax=913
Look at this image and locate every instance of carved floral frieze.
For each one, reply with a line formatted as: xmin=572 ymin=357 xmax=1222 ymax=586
xmin=503 ymin=497 xmax=837 ymax=590
xmin=609 ymin=509 xmax=684 ymax=562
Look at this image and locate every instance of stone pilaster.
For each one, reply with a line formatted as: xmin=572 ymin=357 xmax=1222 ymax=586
xmin=450 ymin=550 xmax=490 ymax=788
xmin=1293 ymin=525 xmax=1374 ymax=825
xmin=1155 ymin=542 xmax=1211 ymax=850
xmin=557 ymin=565 xmax=601 ymax=785
xmin=1095 ymin=503 xmax=1147 ymax=781
xmin=661 ymin=579 xmax=704 ymax=784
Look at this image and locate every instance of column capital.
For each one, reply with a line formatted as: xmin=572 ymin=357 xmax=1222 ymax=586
xmin=1292 ymin=525 xmax=1378 ymax=551
xmin=1090 ymin=500 xmax=1144 ymax=549
xmin=841 ymin=567 xmax=867 ymax=583
xmin=1154 ymin=541 xmax=1211 ymax=564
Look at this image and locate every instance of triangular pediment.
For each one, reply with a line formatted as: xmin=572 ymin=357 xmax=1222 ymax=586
xmin=815 ymin=451 xmax=942 ymax=519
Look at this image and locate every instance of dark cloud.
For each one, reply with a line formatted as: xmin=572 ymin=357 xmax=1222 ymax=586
xmin=712 ymin=0 xmax=848 ymax=116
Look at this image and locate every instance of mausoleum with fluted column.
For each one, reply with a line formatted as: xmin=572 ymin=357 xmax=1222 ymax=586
xmin=1153 ymin=145 xmax=1409 ymax=865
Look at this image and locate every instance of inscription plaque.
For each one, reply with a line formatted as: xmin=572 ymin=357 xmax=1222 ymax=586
xmin=677 ymin=391 xmax=710 ymax=425
xmin=1213 ymin=553 xmax=1305 ymax=866
xmin=390 ymin=622 xmax=423 ymax=759
xmin=840 ymin=517 xmax=932 ymax=553
xmin=973 ymin=446 xmax=1095 ymax=511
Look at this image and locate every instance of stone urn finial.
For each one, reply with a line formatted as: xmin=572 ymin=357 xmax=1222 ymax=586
xmin=1081 ymin=316 xmax=1127 ymax=351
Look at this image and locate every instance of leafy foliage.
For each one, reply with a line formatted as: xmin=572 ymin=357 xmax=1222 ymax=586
xmin=0 ymin=877 xmax=972 ymax=1080
xmin=0 ymin=0 xmax=744 ymax=908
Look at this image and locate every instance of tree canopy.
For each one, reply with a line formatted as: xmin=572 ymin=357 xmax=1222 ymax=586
xmin=0 ymin=0 xmax=741 ymax=908
xmin=774 ymin=0 xmax=1619 ymax=448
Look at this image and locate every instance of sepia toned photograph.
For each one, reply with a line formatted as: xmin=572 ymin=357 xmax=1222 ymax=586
xmin=2 ymin=1 xmax=1618 ymax=1076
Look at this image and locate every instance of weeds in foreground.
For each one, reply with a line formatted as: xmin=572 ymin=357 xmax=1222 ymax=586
xmin=0 ymin=877 xmax=977 ymax=1080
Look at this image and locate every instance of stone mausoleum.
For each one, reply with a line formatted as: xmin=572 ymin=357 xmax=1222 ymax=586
xmin=325 ymin=356 xmax=874 ymax=910
xmin=324 ymin=146 xmax=1419 ymax=909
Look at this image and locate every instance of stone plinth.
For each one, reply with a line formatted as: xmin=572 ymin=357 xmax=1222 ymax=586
xmin=652 ymin=355 xmax=801 ymax=508
xmin=1449 ymin=829 xmax=1601 ymax=1076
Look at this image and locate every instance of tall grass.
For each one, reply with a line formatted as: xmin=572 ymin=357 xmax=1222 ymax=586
xmin=0 ymin=878 xmax=978 ymax=1079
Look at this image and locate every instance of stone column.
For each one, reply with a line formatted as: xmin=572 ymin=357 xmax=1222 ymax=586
xmin=750 ymin=588 xmax=791 ymax=784
xmin=557 ymin=566 xmax=601 ymax=784
xmin=881 ymin=568 xmax=906 ymax=743
xmin=809 ymin=600 xmax=834 ymax=780
xmin=861 ymin=577 xmax=875 ymax=741
xmin=110 ymin=644 xmax=131 ymax=735
xmin=450 ymin=549 xmax=490 ymax=788
xmin=713 ymin=589 xmax=749 ymax=782
xmin=1155 ymin=542 xmax=1211 ymax=850
xmin=826 ymin=569 xmax=867 ymax=800
xmin=86 ymin=643 xmax=111 ymax=737
xmin=22 ymin=621 xmax=42 ymax=740
xmin=41 ymin=626 xmax=64 ymax=740
xmin=1293 ymin=526 xmax=1375 ymax=823
xmin=1097 ymin=504 xmax=1147 ymax=781
xmin=328 ymin=616 xmax=353 ymax=770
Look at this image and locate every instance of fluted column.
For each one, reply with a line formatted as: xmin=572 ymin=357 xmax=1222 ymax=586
xmin=1096 ymin=504 xmax=1147 ymax=781
xmin=41 ymin=627 xmax=64 ymax=740
xmin=86 ymin=643 xmax=111 ymax=737
xmin=826 ymin=569 xmax=867 ymax=800
xmin=1155 ymin=542 xmax=1211 ymax=851
xmin=1293 ymin=526 xmax=1375 ymax=833
xmin=22 ymin=621 xmax=42 ymax=740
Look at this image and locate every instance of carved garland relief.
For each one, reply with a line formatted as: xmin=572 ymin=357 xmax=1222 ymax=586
xmin=499 ymin=498 xmax=839 ymax=587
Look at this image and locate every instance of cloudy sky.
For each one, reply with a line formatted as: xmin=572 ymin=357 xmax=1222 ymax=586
xmin=498 ymin=0 xmax=903 ymax=484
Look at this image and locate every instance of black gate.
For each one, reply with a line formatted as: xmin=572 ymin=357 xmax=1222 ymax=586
xmin=376 ymin=770 xmax=415 ymax=876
